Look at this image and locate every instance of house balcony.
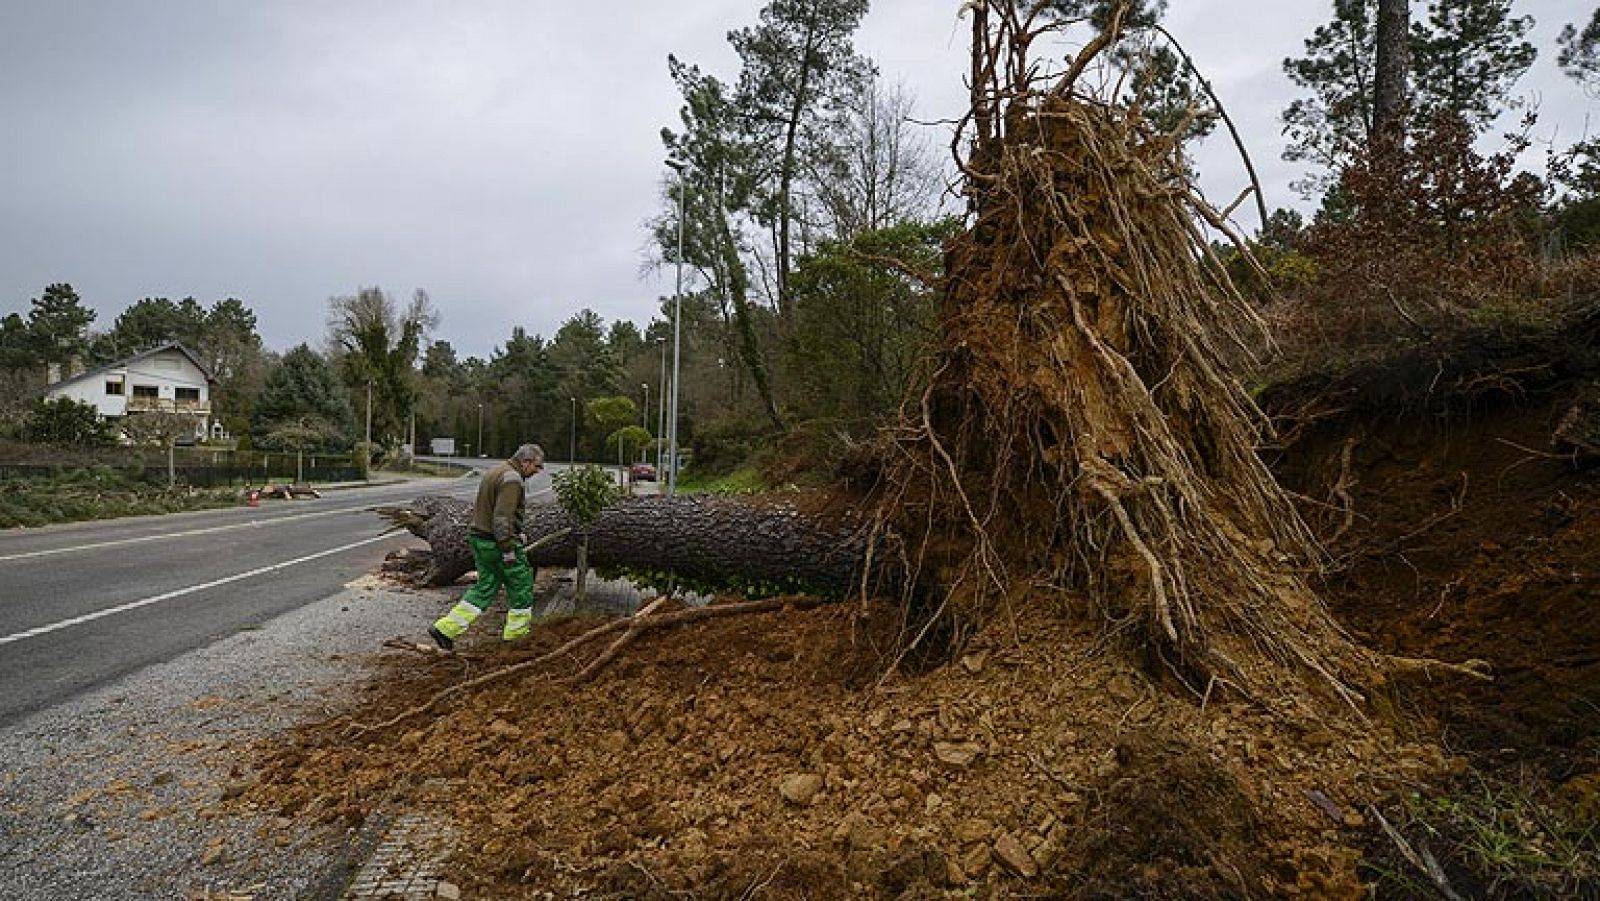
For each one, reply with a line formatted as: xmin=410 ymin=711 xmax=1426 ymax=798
xmin=126 ymin=397 xmax=211 ymax=415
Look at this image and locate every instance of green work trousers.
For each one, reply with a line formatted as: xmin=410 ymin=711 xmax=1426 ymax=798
xmin=432 ymin=534 xmax=536 ymax=641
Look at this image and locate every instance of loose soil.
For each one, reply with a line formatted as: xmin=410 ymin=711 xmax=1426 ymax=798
xmin=241 ymin=594 xmax=1422 ymax=900
xmin=229 ymin=378 xmax=1600 ymax=899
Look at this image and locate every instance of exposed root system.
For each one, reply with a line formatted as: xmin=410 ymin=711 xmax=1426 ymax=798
xmin=872 ymin=8 xmax=1382 ymax=706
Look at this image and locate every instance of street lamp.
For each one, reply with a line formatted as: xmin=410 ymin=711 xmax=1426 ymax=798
xmin=569 ymin=397 xmax=577 ymax=463
xmin=363 ymin=378 xmax=373 ymax=479
xmin=666 ymin=159 xmax=687 ymax=496
xmin=656 ymin=338 xmax=667 ymax=474
xmin=640 ymin=382 xmax=650 ymax=463
xmin=476 ymin=403 xmax=484 ymax=459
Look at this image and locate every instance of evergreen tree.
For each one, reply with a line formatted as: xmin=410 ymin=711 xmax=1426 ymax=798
xmin=606 ymin=320 xmax=645 ymax=367
xmin=201 ymin=298 xmax=262 ymax=381
xmin=27 ymin=283 xmax=95 ymax=374
xmin=1047 ymin=0 xmax=1217 ymax=141
xmin=0 ymin=314 xmax=31 ymax=370
xmin=108 ymin=297 xmax=208 ymax=358
xmin=1283 ymin=0 xmax=1380 ymax=189
xmin=1558 ymin=9 xmax=1600 ymax=91
xmin=661 ymin=57 xmax=785 ymax=432
xmin=550 ymin=309 xmax=621 ymax=400
xmin=1282 ymin=0 xmax=1537 ymax=194
xmin=485 ymin=327 xmax=559 ymax=457
xmin=253 ymin=344 xmax=354 ymax=449
xmin=1553 ymin=10 xmax=1600 ymax=247
xmin=729 ymin=0 xmax=872 ymax=323
xmin=1410 ymin=0 xmax=1535 ymax=129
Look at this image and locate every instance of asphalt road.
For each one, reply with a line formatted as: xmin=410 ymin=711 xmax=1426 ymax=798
xmin=0 ymin=464 xmax=555 ymax=726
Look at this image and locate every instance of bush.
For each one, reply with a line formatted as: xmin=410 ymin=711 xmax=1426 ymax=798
xmin=551 ymin=464 xmax=620 ymax=527
xmin=1267 ymin=112 xmax=1556 ymax=379
xmin=25 ymin=398 xmax=116 ymax=447
xmin=688 ymin=416 xmax=774 ymax=476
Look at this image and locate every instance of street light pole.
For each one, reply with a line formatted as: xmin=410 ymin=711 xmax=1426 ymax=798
xmin=476 ymin=403 xmax=484 ymax=459
xmin=667 ymin=161 xmax=686 ymax=496
xmin=569 ymin=397 xmax=577 ymax=463
xmin=639 ymin=382 xmax=650 ymax=466
xmin=656 ymin=338 xmax=667 ymax=474
xmin=363 ymin=379 xmax=373 ymax=479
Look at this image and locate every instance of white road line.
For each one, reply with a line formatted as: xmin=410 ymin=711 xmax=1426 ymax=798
xmin=0 ymin=532 xmax=403 ymax=647
xmin=0 ymin=490 xmax=473 ymax=563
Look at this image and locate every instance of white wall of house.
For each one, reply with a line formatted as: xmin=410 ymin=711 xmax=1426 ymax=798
xmin=45 ymin=348 xmax=213 ymax=440
xmin=50 ymin=373 xmax=127 ymax=417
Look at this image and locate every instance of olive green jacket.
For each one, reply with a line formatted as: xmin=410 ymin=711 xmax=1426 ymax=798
xmin=468 ymin=460 xmax=525 ymax=552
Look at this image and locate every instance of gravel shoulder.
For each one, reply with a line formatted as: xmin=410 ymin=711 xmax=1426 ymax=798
xmin=0 ymin=573 xmax=443 ymax=901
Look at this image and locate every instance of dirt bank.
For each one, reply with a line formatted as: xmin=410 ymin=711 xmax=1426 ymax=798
xmin=1271 ymin=356 xmax=1600 ymax=897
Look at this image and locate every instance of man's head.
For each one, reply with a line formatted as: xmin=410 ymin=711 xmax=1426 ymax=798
xmin=511 ymin=443 xmax=545 ymax=478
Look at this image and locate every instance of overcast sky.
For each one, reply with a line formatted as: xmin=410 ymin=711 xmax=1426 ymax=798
xmin=0 ymin=1 xmax=1590 ymax=359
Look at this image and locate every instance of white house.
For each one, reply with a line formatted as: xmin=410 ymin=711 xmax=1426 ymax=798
xmin=44 ymin=343 xmax=217 ymax=443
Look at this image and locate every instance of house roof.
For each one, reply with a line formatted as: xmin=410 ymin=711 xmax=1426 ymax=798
xmin=46 ymin=342 xmax=217 ymax=392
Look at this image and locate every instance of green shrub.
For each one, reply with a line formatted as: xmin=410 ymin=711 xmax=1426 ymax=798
xmin=25 ymin=398 xmax=116 ymax=446
xmin=689 ymin=416 xmax=773 ymax=476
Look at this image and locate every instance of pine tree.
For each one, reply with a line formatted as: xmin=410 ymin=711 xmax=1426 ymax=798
xmin=729 ymin=0 xmax=872 ymax=324
xmin=1558 ymin=9 xmax=1600 ymax=91
xmin=1410 ymin=0 xmax=1535 ymax=129
xmin=27 ymin=283 xmax=96 ymax=374
xmin=253 ymin=344 xmax=354 ymax=449
xmin=1283 ymin=0 xmax=1536 ymax=194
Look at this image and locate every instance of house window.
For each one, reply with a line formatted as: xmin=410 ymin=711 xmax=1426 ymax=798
xmin=175 ymin=387 xmax=201 ymax=402
xmin=132 ymin=385 xmax=159 ymax=399
xmin=105 ymin=380 xmax=124 ymax=395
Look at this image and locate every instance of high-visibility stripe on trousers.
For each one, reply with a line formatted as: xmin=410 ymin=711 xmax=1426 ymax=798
xmin=433 ymin=599 xmax=482 ymax=641
xmin=503 ymin=607 xmax=532 ymax=641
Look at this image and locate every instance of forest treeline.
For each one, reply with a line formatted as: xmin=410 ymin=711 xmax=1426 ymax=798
xmin=2 ymin=0 xmax=1597 ymax=473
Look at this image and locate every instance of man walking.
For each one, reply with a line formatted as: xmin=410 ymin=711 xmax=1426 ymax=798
xmin=429 ymin=443 xmax=545 ymax=650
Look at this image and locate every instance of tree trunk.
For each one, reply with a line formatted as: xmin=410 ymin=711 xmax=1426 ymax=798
xmin=379 ymin=494 xmax=871 ymax=594
xmin=574 ymin=535 xmax=590 ymax=609
xmin=1373 ymin=0 xmax=1410 ymax=154
xmin=716 ymin=209 xmax=787 ymax=433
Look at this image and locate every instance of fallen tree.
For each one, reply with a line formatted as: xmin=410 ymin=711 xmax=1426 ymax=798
xmin=378 ymin=493 xmax=875 ymax=596
xmin=380 ymin=7 xmax=1479 ymax=709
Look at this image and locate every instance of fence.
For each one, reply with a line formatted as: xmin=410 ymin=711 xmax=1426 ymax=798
xmin=0 ymin=448 xmax=362 ymax=488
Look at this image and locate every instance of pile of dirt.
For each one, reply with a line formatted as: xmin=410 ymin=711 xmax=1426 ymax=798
xmin=234 ymin=595 xmax=1434 ymax=899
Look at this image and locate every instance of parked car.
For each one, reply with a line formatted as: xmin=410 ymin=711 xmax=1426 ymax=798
xmin=629 ymin=463 xmax=657 ymax=482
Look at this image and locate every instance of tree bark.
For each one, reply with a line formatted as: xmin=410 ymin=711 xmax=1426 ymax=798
xmin=380 ymin=494 xmax=872 ymax=594
xmin=716 ymin=207 xmax=787 ymax=433
xmin=1373 ymin=0 xmax=1410 ymax=154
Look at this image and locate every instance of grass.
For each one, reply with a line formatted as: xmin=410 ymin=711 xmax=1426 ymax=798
xmin=0 ymin=466 xmax=240 ymax=529
xmin=382 ymin=460 xmax=472 ymax=479
xmin=672 ymin=466 xmax=771 ymax=496
xmin=1363 ymin=776 xmax=1600 ymax=899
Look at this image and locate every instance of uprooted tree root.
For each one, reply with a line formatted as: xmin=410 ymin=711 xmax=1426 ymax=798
xmin=869 ymin=7 xmax=1391 ymax=710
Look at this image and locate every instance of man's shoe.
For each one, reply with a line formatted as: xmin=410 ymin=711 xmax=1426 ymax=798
xmin=427 ymin=625 xmax=455 ymax=651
